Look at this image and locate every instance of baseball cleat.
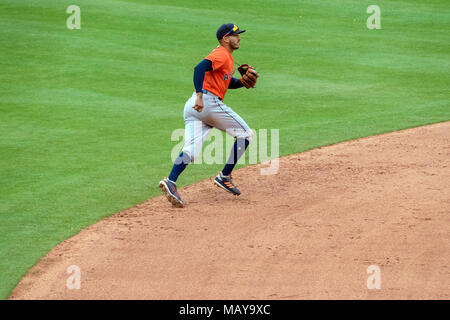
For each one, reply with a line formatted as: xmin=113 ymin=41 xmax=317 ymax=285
xmin=159 ymin=178 xmax=184 ymax=208
xmin=214 ymin=172 xmax=241 ymax=195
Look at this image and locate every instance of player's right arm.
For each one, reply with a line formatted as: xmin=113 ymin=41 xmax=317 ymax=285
xmin=192 ymin=59 xmax=213 ymax=112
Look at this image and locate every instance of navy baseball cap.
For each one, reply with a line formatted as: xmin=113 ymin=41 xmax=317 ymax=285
xmin=216 ymin=23 xmax=246 ymax=40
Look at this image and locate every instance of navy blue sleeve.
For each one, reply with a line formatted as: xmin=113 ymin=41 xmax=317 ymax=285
xmin=228 ymin=77 xmax=244 ymax=89
xmin=193 ymin=59 xmax=213 ymax=93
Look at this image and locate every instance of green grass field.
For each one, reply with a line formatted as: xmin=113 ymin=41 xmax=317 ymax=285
xmin=1 ymin=0 xmax=449 ymax=299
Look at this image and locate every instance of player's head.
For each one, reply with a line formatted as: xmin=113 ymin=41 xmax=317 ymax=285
xmin=217 ymin=23 xmax=245 ymax=50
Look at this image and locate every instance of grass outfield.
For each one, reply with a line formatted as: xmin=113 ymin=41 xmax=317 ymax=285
xmin=0 ymin=0 xmax=449 ymax=298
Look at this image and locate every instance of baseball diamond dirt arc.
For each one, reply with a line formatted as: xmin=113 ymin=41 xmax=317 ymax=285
xmin=3 ymin=0 xmax=449 ymax=301
xmin=179 ymin=304 xmax=271 ymax=317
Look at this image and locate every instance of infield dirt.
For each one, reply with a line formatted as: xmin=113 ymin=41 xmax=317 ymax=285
xmin=10 ymin=122 xmax=450 ymax=299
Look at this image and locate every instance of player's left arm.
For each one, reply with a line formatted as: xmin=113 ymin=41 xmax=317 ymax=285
xmin=228 ymin=77 xmax=244 ymax=89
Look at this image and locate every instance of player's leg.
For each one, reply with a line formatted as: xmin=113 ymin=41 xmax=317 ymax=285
xmin=161 ymin=120 xmax=212 ymax=207
xmin=160 ymin=93 xmax=212 ymax=207
xmin=221 ymin=118 xmax=252 ymax=177
xmin=203 ymin=98 xmax=253 ymax=195
xmin=170 ymin=93 xmax=214 ymax=181
xmin=170 ymin=119 xmax=212 ymax=182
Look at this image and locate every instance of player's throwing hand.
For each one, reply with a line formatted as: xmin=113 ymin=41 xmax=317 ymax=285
xmin=193 ymin=92 xmax=204 ymax=112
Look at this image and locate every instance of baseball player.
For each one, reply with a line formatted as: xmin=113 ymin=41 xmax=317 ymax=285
xmin=159 ymin=23 xmax=259 ymax=208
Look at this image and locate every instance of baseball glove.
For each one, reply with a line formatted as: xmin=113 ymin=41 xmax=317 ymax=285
xmin=238 ymin=64 xmax=259 ymax=89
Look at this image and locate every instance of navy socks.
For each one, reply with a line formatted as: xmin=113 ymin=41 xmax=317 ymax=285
xmin=222 ymin=138 xmax=250 ymax=176
xmin=168 ymin=152 xmax=191 ymax=182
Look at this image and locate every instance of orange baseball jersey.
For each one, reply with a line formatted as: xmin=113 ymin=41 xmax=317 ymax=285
xmin=203 ymin=46 xmax=235 ymax=100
